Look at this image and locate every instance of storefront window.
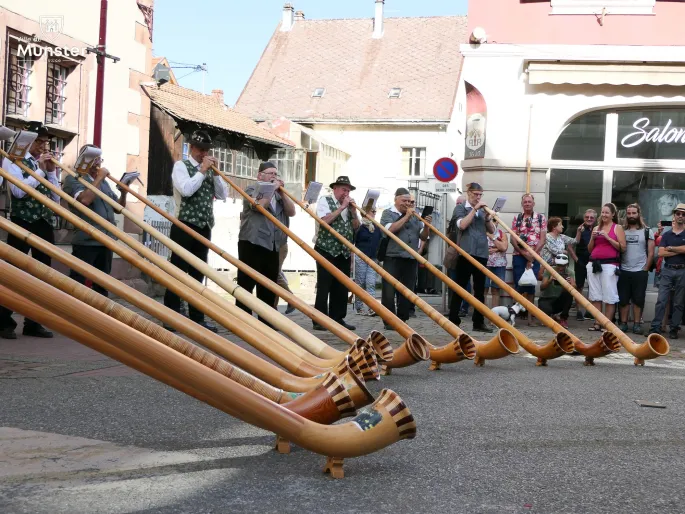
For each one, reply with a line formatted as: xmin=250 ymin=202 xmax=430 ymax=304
xmin=551 ymin=111 xmax=606 ymax=161
xmin=549 ymin=169 xmax=604 ymax=235
xmin=617 ymin=109 xmax=685 ymax=160
xmin=612 ymin=170 xmax=683 ymax=227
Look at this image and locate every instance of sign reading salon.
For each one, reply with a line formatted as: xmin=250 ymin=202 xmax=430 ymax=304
xmin=618 ymin=109 xmax=685 ymax=160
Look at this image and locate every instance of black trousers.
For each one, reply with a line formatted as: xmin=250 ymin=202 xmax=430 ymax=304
xmin=315 ymin=248 xmax=351 ymax=321
xmin=538 ymin=291 xmax=573 ymax=320
xmin=383 ymin=257 xmax=418 ymax=321
xmin=236 ymin=240 xmax=279 ymax=322
xmin=70 ymin=245 xmax=113 ymax=297
xmin=163 ymin=222 xmax=211 ymax=323
xmin=576 ymin=255 xmax=589 ymax=292
xmin=449 ymin=256 xmax=488 ymax=326
xmin=0 ymin=218 xmax=53 ymax=330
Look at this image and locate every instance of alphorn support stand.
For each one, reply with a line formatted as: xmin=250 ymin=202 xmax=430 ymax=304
xmin=485 ymin=207 xmax=669 ymax=366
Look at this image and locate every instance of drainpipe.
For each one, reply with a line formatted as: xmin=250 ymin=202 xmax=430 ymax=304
xmin=93 ymin=0 xmax=108 ymax=147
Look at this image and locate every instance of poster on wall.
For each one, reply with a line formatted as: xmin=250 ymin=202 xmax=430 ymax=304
xmin=464 ymin=82 xmax=487 ymax=159
xmin=638 ymin=189 xmax=684 ymax=228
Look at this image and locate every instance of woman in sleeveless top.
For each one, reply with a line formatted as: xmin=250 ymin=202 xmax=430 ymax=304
xmin=586 ymin=203 xmax=626 ymax=331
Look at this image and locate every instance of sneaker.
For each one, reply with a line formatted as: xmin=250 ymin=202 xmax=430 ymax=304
xmin=559 ymin=319 xmax=569 ymax=329
xmin=22 ymin=325 xmax=53 ymax=338
xmin=285 ymin=304 xmax=296 ymax=315
xmin=618 ymin=322 xmax=629 ymax=332
xmin=336 ymin=319 xmax=356 ymax=331
xmin=632 ymin=322 xmax=643 ymax=335
xmin=576 ymin=311 xmax=585 ymax=321
xmin=669 ymin=328 xmax=679 ymax=340
xmin=583 ymin=313 xmax=595 ymax=321
xmin=0 ymin=328 xmax=17 ymax=339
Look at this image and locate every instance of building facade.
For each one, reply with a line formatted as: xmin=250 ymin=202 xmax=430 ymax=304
xmin=460 ymin=0 xmax=685 ymax=315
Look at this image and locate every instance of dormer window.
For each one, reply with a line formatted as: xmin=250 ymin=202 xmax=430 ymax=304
xmin=312 ymin=87 xmax=325 ymax=98
xmin=389 ymin=87 xmax=402 ymax=99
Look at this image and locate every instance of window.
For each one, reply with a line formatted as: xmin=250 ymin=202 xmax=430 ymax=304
xmin=551 ymin=1 xmax=655 ymax=15
xmin=617 ymin=109 xmax=685 ymax=160
xmin=548 ymin=169 xmax=604 ymax=235
xmin=210 ymin=141 xmax=233 ymax=174
xmin=552 ymin=111 xmax=606 ymax=161
xmin=612 ymin=171 xmax=682 ymax=227
xmin=50 ymin=137 xmax=65 ymax=162
xmin=389 ymin=88 xmax=402 ymax=99
xmin=45 ymin=62 xmax=69 ymax=125
xmin=312 ymin=88 xmax=325 ymax=98
xmin=235 ymin=147 xmax=258 ymax=178
xmin=401 ymin=147 xmax=426 ymax=177
xmin=269 ymin=148 xmax=305 ymax=184
xmin=182 ymin=142 xmax=189 ymax=160
xmin=6 ymin=47 xmax=33 ymax=117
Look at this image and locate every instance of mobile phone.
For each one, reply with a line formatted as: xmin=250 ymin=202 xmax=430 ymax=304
xmin=421 ymin=205 xmax=434 ymax=218
xmin=662 ymin=220 xmax=672 ymax=227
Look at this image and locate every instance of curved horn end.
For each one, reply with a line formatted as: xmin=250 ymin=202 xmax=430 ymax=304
xmin=427 ymin=333 xmax=476 ymax=367
xmin=322 ymin=373 xmax=357 ymax=419
xmin=575 ymin=331 xmax=620 ymax=365
xmin=632 ymin=333 xmax=670 ymax=366
xmin=339 ymin=361 xmax=375 ymax=409
xmin=364 ymin=389 xmax=417 ymax=441
xmin=474 ymin=329 xmax=519 ymax=367
xmin=457 ymin=333 xmax=477 ymax=360
xmin=367 ymin=330 xmax=394 ymax=362
xmin=530 ymin=332 xmax=575 ymax=366
xmin=350 ymin=340 xmax=380 ymax=381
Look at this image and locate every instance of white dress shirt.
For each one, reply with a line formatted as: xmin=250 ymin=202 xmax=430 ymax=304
xmin=2 ymin=152 xmax=60 ymax=202
xmin=316 ymin=194 xmax=359 ymax=222
xmin=171 ymin=156 xmax=228 ymax=200
xmin=457 ymin=201 xmax=480 ymax=230
xmin=384 ymin=205 xmax=423 ymax=230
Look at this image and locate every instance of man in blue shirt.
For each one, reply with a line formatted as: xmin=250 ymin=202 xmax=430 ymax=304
xmin=650 ymin=203 xmax=685 ymax=339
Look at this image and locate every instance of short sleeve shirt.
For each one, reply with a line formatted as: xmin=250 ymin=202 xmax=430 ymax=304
xmin=512 ymin=212 xmax=547 ymax=255
xmin=487 ymin=229 xmax=507 ymax=267
xmin=660 ymin=229 xmax=685 ymax=266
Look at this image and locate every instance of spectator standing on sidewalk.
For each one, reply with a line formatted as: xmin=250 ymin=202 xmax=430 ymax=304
xmin=650 ymin=203 xmax=685 ymax=339
xmin=618 ymin=204 xmax=654 ymax=334
xmin=353 ymin=206 xmax=382 ymax=316
xmin=574 ymin=209 xmax=597 ymax=320
xmin=485 ymin=222 xmax=508 ymax=308
xmin=510 ymin=194 xmax=547 ymax=324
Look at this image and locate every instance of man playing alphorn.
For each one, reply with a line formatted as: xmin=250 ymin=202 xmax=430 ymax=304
xmin=163 ymin=130 xmax=227 ymax=332
xmin=312 ymin=176 xmax=360 ymax=331
xmin=0 ymin=122 xmax=59 ymax=339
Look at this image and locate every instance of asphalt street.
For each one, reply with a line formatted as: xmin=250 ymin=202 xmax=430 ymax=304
xmin=1 ymin=296 xmax=684 ymax=514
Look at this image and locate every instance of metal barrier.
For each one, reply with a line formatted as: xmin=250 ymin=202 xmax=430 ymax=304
xmin=142 ymin=220 xmax=173 ymax=260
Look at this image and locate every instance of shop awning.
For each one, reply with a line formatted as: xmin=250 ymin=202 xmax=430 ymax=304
xmin=527 ymin=62 xmax=685 ymax=86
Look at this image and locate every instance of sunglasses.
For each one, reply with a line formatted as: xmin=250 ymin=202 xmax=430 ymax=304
xmin=674 ymin=211 xmax=685 ymax=217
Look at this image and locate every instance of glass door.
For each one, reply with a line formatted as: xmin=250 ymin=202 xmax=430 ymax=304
xmin=549 ymin=169 xmax=604 ymax=236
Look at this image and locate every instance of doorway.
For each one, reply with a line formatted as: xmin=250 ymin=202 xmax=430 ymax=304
xmin=549 ymin=169 xmax=603 ymax=236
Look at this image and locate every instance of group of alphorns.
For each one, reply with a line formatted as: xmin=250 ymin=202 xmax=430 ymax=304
xmin=0 ymin=125 xmax=670 ymax=478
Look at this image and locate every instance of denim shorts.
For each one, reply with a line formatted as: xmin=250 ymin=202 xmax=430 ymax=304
xmin=485 ymin=266 xmax=507 ymax=289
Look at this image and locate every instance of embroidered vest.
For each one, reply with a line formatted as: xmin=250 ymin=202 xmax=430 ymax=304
xmin=11 ymin=158 xmax=55 ymax=225
xmin=314 ymin=196 xmax=354 ymax=258
xmin=178 ymin=160 xmax=215 ymax=229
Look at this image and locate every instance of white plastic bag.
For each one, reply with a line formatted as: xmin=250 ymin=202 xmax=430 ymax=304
xmin=518 ymin=268 xmax=538 ymax=287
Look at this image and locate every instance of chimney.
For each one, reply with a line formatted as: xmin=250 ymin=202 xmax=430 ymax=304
xmin=281 ymin=3 xmax=294 ymax=31
xmin=211 ymin=89 xmax=224 ymax=104
xmin=295 ymin=10 xmax=305 ymax=20
xmin=373 ymin=0 xmax=384 ymax=39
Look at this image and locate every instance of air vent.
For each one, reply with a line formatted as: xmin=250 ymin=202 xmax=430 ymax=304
xmin=389 ymin=87 xmax=402 ymax=99
xmin=312 ymin=87 xmax=325 ymax=98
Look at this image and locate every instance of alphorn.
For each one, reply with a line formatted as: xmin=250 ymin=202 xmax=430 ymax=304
xmin=214 ymin=167 xmax=430 ymax=372
xmin=0 ymin=215 xmax=328 ymax=392
xmin=485 ymin=207 xmax=669 ymax=366
xmin=279 ymin=186 xmax=480 ymax=368
xmin=413 ymin=212 xmax=575 ymax=366
xmin=0 ymin=241 xmax=375 ymax=420
xmin=49 ymin=158 xmax=350 ymax=367
xmin=77 ymin=164 xmax=362 ymax=356
xmin=353 ymin=202 xmax=521 ymax=366
xmin=0 ymin=265 xmax=416 ymax=478
xmin=0 ymin=163 xmax=378 ymax=380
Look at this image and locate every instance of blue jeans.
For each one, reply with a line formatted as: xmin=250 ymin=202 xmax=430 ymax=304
xmin=512 ymin=254 xmax=540 ymax=295
xmin=651 ymin=266 xmax=685 ymax=333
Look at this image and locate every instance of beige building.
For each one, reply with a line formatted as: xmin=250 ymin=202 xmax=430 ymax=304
xmin=0 ymin=0 xmax=154 ymax=226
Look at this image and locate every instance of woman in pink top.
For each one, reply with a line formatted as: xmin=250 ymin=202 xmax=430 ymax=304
xmin=586 ymin=203 xmax=626 ymax=331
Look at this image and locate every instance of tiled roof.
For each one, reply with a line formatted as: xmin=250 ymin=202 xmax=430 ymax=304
xmin=235 ymin=16 xmax=467 ymax=123
xmin=141 ymin=82 xmax=294 ymax=147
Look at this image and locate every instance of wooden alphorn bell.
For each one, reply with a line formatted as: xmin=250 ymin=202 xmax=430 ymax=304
xmin=0 ymin=265 xmax=416 ymax=479
xmin=0 ymin=161 xmax=378 ymax=380
xmin=74 ymin=159 xmax=393 ymax=364
xmin=412 ymin=212 xmax=575 ymax=366
xmin=485 ymin=207 xmax=669 ymax=366
xmin=278 ymin=186 xmax=479 ymax=369
xmin=353 ymin=202 xmax=521 ymax=366
xmin=214 ymin=167 xmax=431 ymax=373
xmin=0 ymin=241 xmax=376 ymax=422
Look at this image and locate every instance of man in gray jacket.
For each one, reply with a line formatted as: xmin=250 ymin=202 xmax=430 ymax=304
xmin=448 ymin=182 xmax=495 ymax=332
xmin=379 ymin=188 xmax=431 ymax=327
xmin=237 ymin=161 xmax=295 ymax=322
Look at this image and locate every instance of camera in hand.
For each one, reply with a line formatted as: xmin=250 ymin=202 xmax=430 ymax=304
xmin=517 ymin=234 xmax=528 ymax=248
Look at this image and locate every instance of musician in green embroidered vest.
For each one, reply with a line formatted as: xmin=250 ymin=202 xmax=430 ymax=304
xmin=63 ymin=144 xmax=130 ymax=299
xmin=163 ymin=130 xmax=227 ymax=333
xmin=0 ymin=121 xmax=60 ymax=340
xmin=313 ymin=176 xmax=360 ymax=331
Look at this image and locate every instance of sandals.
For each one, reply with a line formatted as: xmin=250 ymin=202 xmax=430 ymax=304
xmin=588 ymin=324 xmax=604 ymax=332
